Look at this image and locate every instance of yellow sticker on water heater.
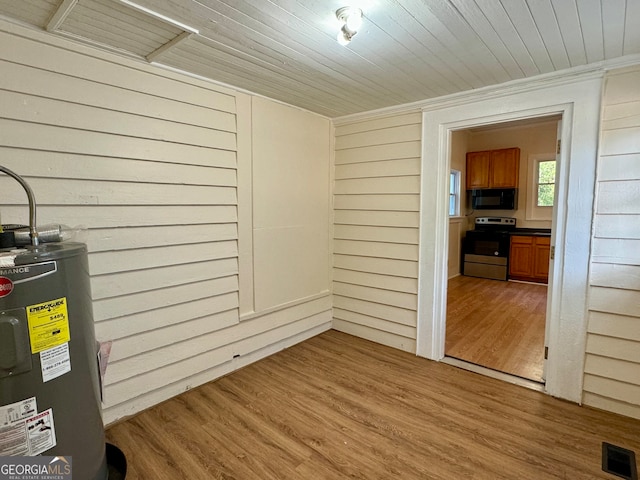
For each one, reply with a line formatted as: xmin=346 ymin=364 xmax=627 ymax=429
xmin=26 ymin=297 xmax=70 ymax=354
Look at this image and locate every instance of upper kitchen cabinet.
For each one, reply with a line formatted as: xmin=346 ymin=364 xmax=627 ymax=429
xmin=466 ymin=147 xmax=520 ymax=189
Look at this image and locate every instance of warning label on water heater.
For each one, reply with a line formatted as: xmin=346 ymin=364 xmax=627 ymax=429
xmin=0 ymin=401 xmax=57 ymax=457
xmin=26 ymin=297 xmax=70 ymax=354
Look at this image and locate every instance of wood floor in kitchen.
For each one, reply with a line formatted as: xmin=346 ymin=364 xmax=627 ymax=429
xmin=446 ymin=275 xmax=547 ymax=382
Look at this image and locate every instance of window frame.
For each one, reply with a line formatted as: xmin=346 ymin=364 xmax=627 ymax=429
xmin=526 ymin=153 xmax=556 ymax=221
xmin=536 ymin=159 xmax=556 ymax=207
xmin=449 ymin=169 xmax=461 ymax=217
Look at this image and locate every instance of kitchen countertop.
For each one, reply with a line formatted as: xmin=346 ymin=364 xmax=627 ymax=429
xmin=510 ymin=228 xmax=552 ymax=237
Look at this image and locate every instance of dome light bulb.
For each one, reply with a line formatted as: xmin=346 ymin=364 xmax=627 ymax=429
xmin=345 ymin=8 xmax=362 ymax=32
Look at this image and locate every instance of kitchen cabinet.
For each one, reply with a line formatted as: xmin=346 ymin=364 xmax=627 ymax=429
xmin=466 ymin=147 xmax=520 ymax=189
xmin=509 ymin=235 xmax=550 ymax=283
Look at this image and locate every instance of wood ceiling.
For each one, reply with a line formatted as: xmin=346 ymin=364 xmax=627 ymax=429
xmin=1 ymin=0 xmax=639 ymax=117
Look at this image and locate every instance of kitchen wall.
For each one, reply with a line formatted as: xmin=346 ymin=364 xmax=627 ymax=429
xmin=446 ymin=121 xmax=557 ymax=277
xmin=0 ymin=20 xmax=332 ymax=424
xmin=449 ymin=130 xmax=470 ymax=278
xmin=333 ymin=112 xmax=421 ymax=353
xmin=583 ymin=65 xmax=640 ymax=419
xmin=465 ymin=120 xmax=558 ymax=229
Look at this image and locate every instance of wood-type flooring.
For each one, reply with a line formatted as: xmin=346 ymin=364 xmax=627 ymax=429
xmin=446 ymin=275 xmax=547 ymax=382
xmin=106 ymin=330 xmax=640 ymax=479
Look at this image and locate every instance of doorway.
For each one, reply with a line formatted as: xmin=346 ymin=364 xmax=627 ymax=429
xmin=416 ymin=74 xmax=602 ymax=404
xmin=444 ymin=118 xmax=559 ymax=384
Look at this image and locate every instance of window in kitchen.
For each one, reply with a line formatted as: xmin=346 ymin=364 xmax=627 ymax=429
xmin=526 ymin=154 xmax=556 ymax=221
xmin=449 ymin=169 xmax=461 ymax=216
xmin=536 ymin=160 xmax=556 ymax=207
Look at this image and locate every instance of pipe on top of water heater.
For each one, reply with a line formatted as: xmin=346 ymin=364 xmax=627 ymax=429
xmin=0 ymin=165 xmax=39 ymax=246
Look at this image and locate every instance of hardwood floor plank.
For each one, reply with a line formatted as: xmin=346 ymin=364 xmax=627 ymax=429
xmin=446 ymin=275 xmax=547 ymax=381
xmin=107 ymin=330 xmax=640 ymax=479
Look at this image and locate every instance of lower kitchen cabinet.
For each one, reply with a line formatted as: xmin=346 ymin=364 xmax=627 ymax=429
xmin=509 ymin=235 xmax=550 ymax=283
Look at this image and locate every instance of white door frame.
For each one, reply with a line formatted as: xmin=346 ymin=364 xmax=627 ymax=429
xmin=416 ymin=74 xmax=602 ymax=403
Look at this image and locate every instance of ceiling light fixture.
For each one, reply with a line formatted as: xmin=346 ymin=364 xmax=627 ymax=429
xmin=336 ymin=6 xmax=363 ymax=46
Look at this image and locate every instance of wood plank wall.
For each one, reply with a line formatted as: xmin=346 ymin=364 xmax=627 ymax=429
xmin=0 ymin=21 xmax=331 ymax=424
xmin=332 ymin=112 xmax=422 ymax=353
xmin=584 ymin=65 xmax=640 ymax=419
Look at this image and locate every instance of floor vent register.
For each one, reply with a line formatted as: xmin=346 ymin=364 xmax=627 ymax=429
xmin=603 ymin=442 xmax=638 ymax=480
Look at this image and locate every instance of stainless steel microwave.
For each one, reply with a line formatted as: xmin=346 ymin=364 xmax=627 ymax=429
xmin=470 ymin=188 xmax=517 ymax=210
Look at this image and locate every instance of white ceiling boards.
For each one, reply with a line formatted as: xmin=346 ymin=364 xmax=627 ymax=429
xmin=0 ymin=0 xmax=638 ymax=117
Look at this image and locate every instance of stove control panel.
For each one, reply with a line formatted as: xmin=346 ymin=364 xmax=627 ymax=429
xmin=475 ymin=217 xmax=516 ymax=227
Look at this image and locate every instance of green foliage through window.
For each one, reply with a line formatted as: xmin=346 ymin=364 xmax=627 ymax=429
xmin=537 ymin=160 xmax=555 ymax=207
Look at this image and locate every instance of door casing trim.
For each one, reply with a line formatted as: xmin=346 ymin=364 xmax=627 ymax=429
xmin=417 ymin=74 xmax=603 ymax=403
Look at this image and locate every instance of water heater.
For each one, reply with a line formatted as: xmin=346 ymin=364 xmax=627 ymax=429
xmin=0 ymin=166 xmax=114 ymax=479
